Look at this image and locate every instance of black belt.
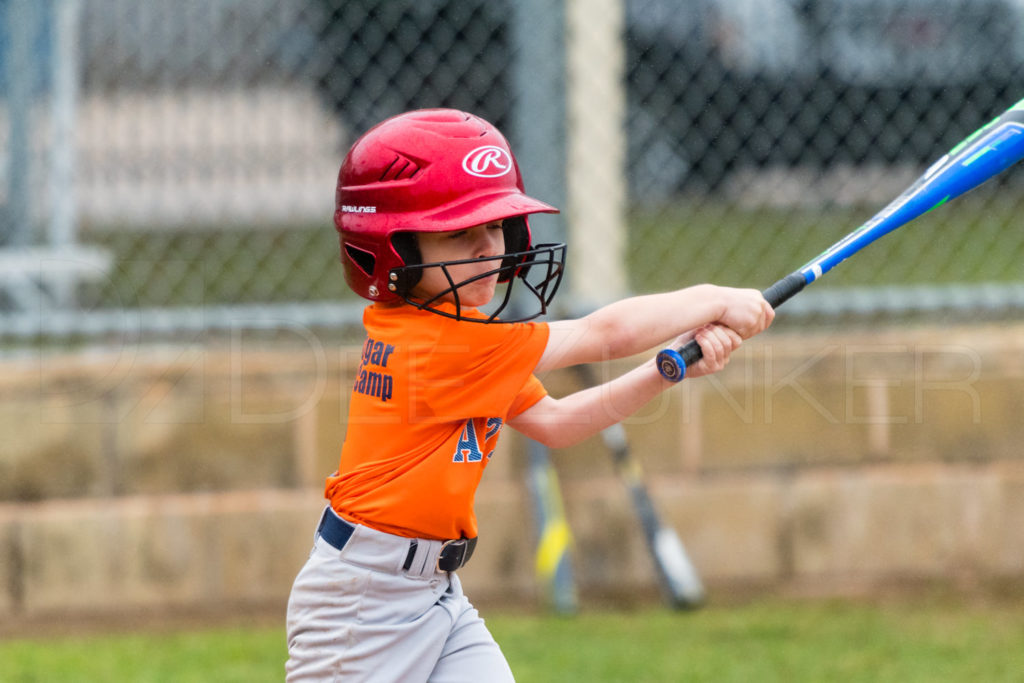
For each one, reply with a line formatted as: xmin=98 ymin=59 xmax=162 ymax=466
xmin=317 ymin=508 xmax=477 ymax=573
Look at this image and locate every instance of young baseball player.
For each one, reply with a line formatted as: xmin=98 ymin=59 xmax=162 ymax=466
xmin=286 ymin=109 xmax=774 ymax=681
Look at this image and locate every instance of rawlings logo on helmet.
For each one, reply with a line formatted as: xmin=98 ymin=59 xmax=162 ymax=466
xmin=461 ymin=146 xmax=512 ymax=178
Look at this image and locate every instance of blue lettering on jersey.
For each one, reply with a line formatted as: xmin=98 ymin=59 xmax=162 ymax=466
xmin=484 ymin=417 xmax=504 ymax=460
xmin=354 ymin=369 xmax=393 ymax=402
xmin=353 ymin=336 xmax=396 ymax=403
xmin=485 ymin=417 xmax=503 ymax=441
xmin=452 ymin=417 xmax=504 ymax=463
xmin=361 ymin=337 xmax=395 ymax=367
xmin=454 ymin=419 xmax=483 ymax=463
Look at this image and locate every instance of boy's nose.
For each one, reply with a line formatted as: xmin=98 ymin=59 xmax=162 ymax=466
xmin=477 ymin=228 xmax=504 ymax=258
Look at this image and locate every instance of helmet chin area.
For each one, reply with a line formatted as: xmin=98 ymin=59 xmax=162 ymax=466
xmin=390 ymin=243 xmax=566 ymax=323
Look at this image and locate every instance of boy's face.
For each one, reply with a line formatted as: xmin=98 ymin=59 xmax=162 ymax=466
xmin=411 ymin=221 xmax=506 ymax=307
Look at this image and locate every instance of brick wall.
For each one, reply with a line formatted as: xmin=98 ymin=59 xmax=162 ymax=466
xmin=3 ymin=324 xmax=1023 ymax=627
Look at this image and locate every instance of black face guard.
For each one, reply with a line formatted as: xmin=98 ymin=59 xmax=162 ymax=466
xmin=387 ymin=243 xmax=566 ymax=323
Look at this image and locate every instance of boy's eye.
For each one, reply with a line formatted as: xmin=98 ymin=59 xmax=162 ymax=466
xmin=447 ymin=230 xmax=468 ymax=240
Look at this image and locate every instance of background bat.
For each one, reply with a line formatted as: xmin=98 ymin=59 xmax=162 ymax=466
xmin=516 ymin=293 xmax=578 ymax=615
xmin=658 ymin=95 xmax=1024 ymax=382
xmin=574 ymin=363 xmax=705 ymax=609
xmin=525 ymin=436 xmax=579 ymax=614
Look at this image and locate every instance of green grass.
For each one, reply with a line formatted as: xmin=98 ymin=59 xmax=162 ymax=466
xmin=495 ymin=600 xmax=1024 ymax=682
xmin=3 ymin=598 xmax=1023 ymax=682
xmin=0 ymin=624 xmax=284 ymax=683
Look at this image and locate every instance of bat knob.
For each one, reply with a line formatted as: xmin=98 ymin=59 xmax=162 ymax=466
xmin=656 ymin=348 xmax=687 ymax=382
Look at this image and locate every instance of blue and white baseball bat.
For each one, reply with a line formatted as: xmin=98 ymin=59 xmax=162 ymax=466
xmin=658 ymin=96 xmax=1024 ymax=382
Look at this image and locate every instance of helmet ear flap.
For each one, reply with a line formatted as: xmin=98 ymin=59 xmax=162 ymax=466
xmin=389 ymin=232 xmax=422 ymax=295
xmin=498 ymin=216 xmax=531 ymax=281
xmin=503 ymin=216 xmax=531 ymax=252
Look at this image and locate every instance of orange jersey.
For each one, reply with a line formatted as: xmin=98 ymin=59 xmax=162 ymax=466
xmin=325 ymin=302 xmax=549 ymax=540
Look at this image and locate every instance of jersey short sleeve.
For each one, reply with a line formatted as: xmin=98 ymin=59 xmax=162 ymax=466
xmin=507 ymin=373 xmax=547 ymax=419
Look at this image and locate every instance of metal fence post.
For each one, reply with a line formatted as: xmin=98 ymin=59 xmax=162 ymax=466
xmin=48 ymin=0 xmax=82 ymax=307
xmin=2 ymin=0 xmax=39 ymax=248
xmin=511 ymin=0 xmax=568 ymax=253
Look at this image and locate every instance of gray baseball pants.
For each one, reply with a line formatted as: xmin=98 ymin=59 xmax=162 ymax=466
xmin=285 ymin=509 xmax=514 ymax=682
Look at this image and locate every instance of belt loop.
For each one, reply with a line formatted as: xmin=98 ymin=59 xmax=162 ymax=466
xmin=402 ymin=540 xmax=418 ymax=571
xmin=316 ymin=507 xmax=355 ymax=552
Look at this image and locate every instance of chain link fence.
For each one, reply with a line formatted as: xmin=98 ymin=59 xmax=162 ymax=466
xmin=4 ymin=0 xmax=1024 ymax=342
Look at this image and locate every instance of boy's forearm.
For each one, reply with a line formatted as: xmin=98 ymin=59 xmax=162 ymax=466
xmin=514 ymin=360 xmax=671 ymax=448
xmin=583 ymin=285 xmax=723 ymax=359
xmin=539 ymin=284 xmax=769 ymax=373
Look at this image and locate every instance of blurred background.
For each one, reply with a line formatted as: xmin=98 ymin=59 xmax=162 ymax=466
xmin=3 ymin=0 xmax=1024 ymax=636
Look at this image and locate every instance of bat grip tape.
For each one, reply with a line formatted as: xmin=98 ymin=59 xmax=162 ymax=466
xmin=656 ymin=271 xmax=806 ymax=382
xmin=761 ymin=271 xmax=807 ymax=308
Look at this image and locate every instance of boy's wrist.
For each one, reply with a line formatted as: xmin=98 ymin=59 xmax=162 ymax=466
xmin=688 ymin=283 xmax=726 ymax=323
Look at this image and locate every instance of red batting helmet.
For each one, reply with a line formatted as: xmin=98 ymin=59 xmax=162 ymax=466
xmin=334 ymin=108 xmax=564 ymax=321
